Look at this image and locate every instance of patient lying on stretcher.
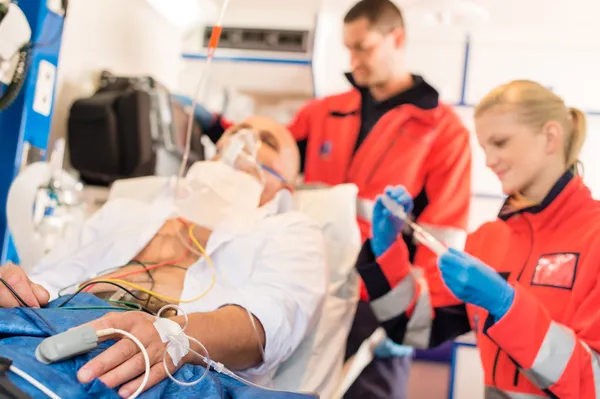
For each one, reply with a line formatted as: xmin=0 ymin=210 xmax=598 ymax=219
xmin=0 ymin=117 xmax=327 ymax=398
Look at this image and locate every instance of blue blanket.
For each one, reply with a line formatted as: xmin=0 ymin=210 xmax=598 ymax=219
xmin=0 ymin=294 xmax=316 ymax=399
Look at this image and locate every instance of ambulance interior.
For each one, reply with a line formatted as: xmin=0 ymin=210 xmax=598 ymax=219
xmin=1 ymin=0 xmax=599 ymax=398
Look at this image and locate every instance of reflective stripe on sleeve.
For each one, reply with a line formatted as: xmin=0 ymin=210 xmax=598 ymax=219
xmin=521 ymin=321 xmax=576 ymax=390
xmin=371 ymin=274 xmax=416 ymax=322
xmin=485 ymin=386 xmax=547 ymax=399
xmin=356 ymin=198 xmax=374 ymax=222
xmin=401 ymin=277 xmax=432 ymax=348
xmin=578 ymin=340 xmax=600 ymax=398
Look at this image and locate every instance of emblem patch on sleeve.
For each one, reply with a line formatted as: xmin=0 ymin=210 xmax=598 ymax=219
xmin=531 ymin=252 xmax=579 ymax=289
xmin=319 ymin=140 xmax=332 ymax=158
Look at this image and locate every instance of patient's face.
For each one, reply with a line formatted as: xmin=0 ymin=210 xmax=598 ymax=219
xmin=216 ymin=116 xmax=299 ymax=205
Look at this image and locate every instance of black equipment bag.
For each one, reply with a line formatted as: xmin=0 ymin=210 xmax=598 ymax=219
xmin=68 ymin=71 xmax=202 ymax=186
xmin=68 ymin=89 xmax=155 ymax=185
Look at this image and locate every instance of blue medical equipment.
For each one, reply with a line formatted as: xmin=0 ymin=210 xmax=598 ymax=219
xmin=0 ymin=1 xmax=67 ymax=265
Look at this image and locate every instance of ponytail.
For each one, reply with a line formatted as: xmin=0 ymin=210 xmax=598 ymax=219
xmin=567 ymin=107 xmax=587 ymax=175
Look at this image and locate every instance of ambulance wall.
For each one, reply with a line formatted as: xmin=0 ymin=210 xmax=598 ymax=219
xmin=177 ymin=2 xmax=319 ymax=124
xmin=49 ymin=0 xmax=185 ymax=156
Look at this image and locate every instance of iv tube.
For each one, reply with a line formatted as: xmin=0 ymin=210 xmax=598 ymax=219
xmin=176 ymin=0 xmax=231 ymax=193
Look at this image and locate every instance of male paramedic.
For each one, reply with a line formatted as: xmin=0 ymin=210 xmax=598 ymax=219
xmin=0 ymin=117 xmax=327 ymax=398
xmin=194 ymin=0 xmax=472 ymax=397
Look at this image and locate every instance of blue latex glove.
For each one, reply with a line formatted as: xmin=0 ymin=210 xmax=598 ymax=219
xmin=171 ymin=94 xmax=215 ymax=130
xmin=373 ymin=338 xmax=415 ymax=359
xmin=438 ymin=248 xmax=515 ymax=319
xmin=370 ymin=185 xmax=414 ymax=257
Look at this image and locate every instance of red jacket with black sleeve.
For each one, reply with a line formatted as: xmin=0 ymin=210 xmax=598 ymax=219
xmin=287 ymin=75 xmax=471 ymax=300
xmin=358 ymin=171 xmax=600 ymax=398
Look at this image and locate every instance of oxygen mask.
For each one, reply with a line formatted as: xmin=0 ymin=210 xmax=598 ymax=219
xmin=218 ymin=128 xmax=291 ymax=189
xmin=172 ymin=128 xmax=291 ymax=231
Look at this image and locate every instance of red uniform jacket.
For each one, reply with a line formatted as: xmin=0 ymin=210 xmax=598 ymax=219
xmin=287 ymin=79 xmax=471 ymax=300
xmin=359 ymin=171 xmax=600 ymax=398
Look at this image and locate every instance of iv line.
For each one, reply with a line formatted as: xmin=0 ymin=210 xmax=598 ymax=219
xmin=176 ymin=0 xmax=231 ymax=194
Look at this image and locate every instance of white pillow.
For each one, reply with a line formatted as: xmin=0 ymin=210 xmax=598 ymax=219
xmin=273 ymin=183 xmax=361 ymax=399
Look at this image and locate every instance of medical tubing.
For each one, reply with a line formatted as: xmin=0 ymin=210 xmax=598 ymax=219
xmin=234 ymin=150 xmax=267 ymax=186
xmin=9 ymin=365 xmax=62 ymax=399
xmin=156 ymin=306 xmax=306 ymax=394
xmin=0 ymin=277 xmax=31 ymax=307
xmin=0 ymin=48 xmax=30 ymax=111
xmin=68 ymin=219 xmax=192 ymax=296
xmin=161 ymin=326 xmax=284 ymax=393
xmin=155 ymin=305 xmax=211 ymax=386
xmin=47 ymin=225 xmax=166 ymax=295
xmin=176 ymin=0 xmax=230 ymax=190
xmin=162 ymin=336 xmax=210 ymax=387
xmin=97 ymin=225 xmax=193 ymax=281
xmin=174 ymin=226 xmax=266 ymax=365
xmin=173 ymin=337 xmax=307 ymax=395
xmin=219 ymin=367 xmax=293 ymax=393
xmin=96 ymin=329 xmax=150 ymax=399
xmin=97 ymin=278 xmax=211 ymax=304
xmin=57 ymin=281 xmax=146 ymax=308
xmin=57 ymin=265 xmax=128 ymax=296
xmin=156 ymin=304 xmax=188 ymax=334
xmin=176 ymin=59 xmax=211 ymax=188
xmin=61 ymin=306 xmax=132 ymax=311
xmin=83 ymin=220 xmax=193 ymax=292
xmin=241 ymin=295 xmax=266 ymax=366
xmin=98 ymin=223 xmax=216 ymax=304
xmin=57 ymin=223 xmax=213 ymax=309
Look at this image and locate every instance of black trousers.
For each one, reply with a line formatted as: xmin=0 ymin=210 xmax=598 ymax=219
xmin=344 ymin=301 xmax=411 ymax=399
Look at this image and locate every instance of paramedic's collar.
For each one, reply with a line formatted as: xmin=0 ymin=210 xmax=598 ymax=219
xmin=344 ymin=72 xmax=439 ymax=110
xmin=499 ymin=170 xmax=588 ymax=228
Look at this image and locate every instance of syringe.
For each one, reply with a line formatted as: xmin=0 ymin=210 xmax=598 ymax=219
xmin=380 ymin=194 xmax=448 ymax=256
xmin=176 ymin=0 xmax=231 ymax=192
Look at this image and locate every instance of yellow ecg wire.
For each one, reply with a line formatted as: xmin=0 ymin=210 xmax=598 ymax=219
xmin=100 ymin=224 xmax=216 ymax=304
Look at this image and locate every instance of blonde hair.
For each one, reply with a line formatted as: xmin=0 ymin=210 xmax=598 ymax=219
xmin=474 ymin=80 xmax=587 ymax=210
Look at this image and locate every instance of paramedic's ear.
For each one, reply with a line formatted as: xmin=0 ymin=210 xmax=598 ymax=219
xmin=391 ymin=26 xmax=406 ymax=49
xmin=542 ymin=120 xmax=563 ymax=156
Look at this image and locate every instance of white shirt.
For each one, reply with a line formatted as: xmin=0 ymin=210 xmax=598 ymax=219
xmin=28 ymin=190 xmax=328 ymax=385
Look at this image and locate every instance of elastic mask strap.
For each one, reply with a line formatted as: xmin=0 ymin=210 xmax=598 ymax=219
xmin=260 ymin=165 xmax=294 ymax=192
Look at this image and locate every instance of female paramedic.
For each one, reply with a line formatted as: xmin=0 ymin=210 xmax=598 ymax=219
xmin=357 ymin=79 xmax=600 ymax=399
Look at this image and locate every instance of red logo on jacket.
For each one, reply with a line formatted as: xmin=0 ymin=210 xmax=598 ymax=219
xmin=531 ymin=253 xmax=579 ymax=289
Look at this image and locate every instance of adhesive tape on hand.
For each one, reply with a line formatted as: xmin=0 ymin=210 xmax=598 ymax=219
xmin=153 ymin=318 xmax=190 ymax=366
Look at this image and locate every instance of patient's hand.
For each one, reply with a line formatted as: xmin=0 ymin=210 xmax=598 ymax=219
xmin=0 ymin=263 xmax=49 ymax=308
xmin=77 ymin=312 xmax=181 ymax=398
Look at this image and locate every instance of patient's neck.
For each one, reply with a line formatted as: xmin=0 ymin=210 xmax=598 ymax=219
xmin=86 ymin=220 xmax=213 ymax=307
xmin=187 ymin=224 xmax=212 ymax=250
xmin=134 ymin=219 xmax=212 ymax=266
